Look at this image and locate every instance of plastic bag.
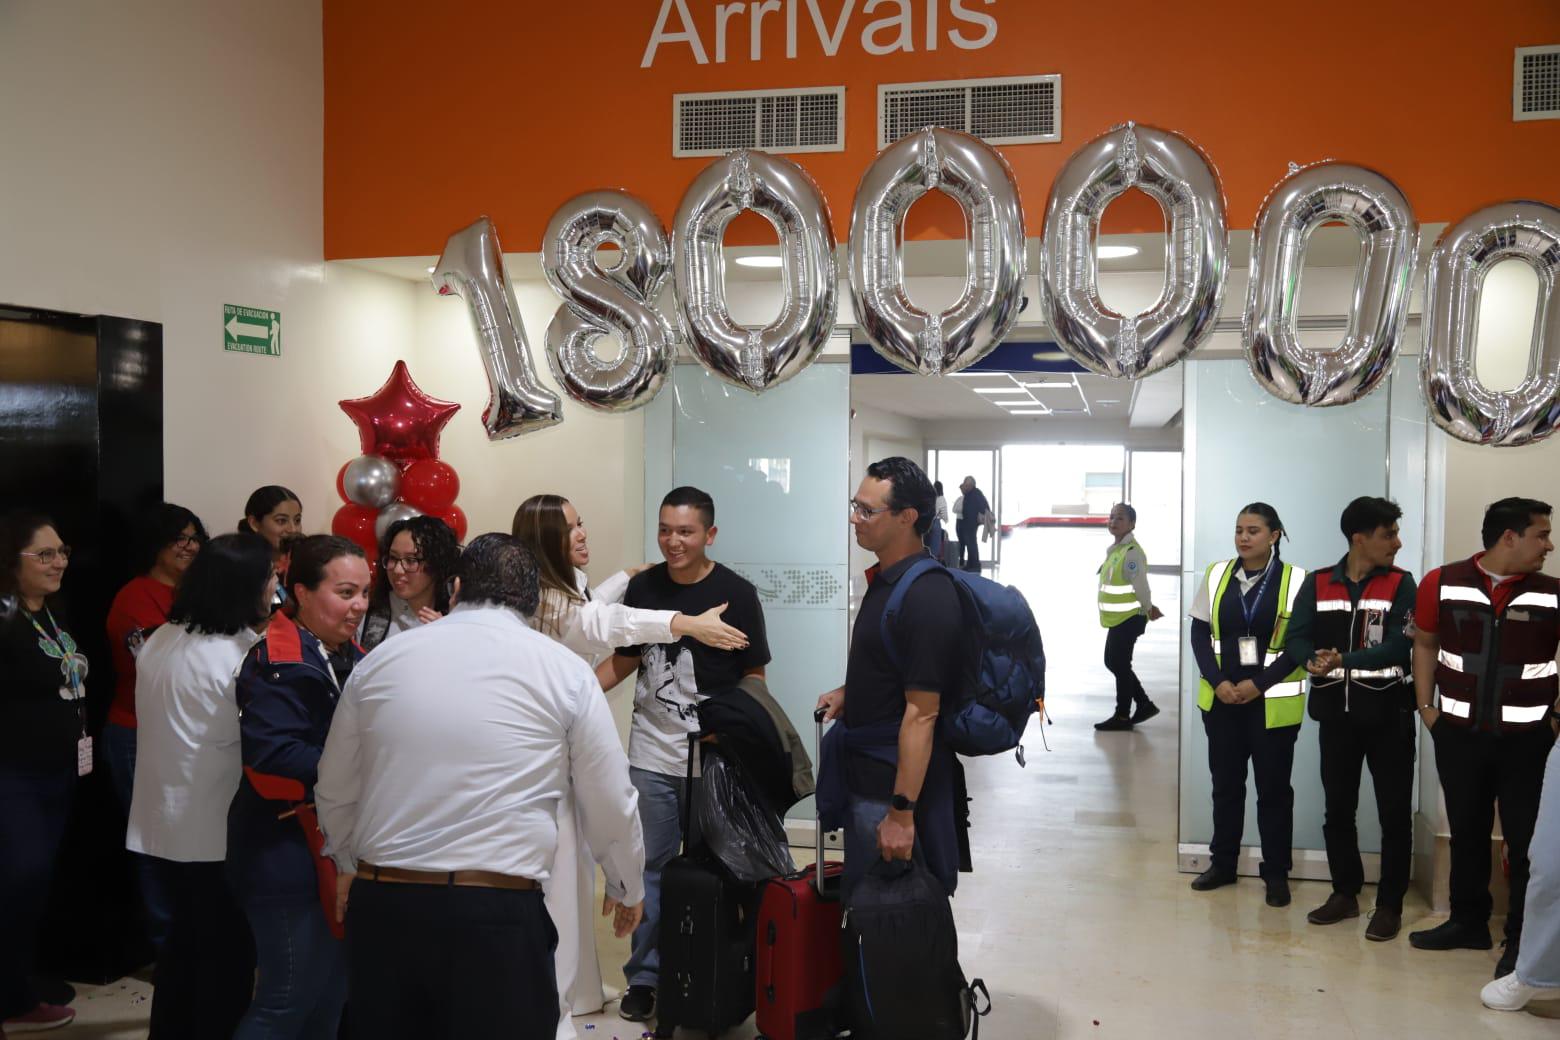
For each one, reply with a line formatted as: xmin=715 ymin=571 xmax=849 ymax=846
xmin=693 ymin=749 xmax=795 ymax=883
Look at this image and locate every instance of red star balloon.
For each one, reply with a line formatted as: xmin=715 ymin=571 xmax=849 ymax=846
xmin=339 ymin=361 xmax=461 ymax=463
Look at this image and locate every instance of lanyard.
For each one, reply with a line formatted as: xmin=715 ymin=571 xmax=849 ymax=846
xmin=26 ymin=607 xmax=88 ymax=691
xmin=1237 ymin=558 xmax=1276 ymax=633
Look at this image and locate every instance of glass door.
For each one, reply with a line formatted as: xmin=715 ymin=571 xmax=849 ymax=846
xmin=927 ymin=448 xmax=1000 ymax=569
xmin=1126 ymin=450 xmax=1182 ymax=570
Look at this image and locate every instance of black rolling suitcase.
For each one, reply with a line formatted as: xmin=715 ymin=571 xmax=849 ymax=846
xmin=655 ymin=736 xmax=759 ymax=1039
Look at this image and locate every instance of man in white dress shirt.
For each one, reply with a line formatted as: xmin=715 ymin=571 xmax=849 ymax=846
xmin=316 ymin=533 xmax=646 ymax=1040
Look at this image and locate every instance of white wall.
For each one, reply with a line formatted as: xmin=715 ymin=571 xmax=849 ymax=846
xmin=0 ymin=0 xmax=421 ymax=536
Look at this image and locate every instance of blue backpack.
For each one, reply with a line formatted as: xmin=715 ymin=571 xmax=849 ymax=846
xmin=880 ymin=556 xmax=1046 ymax=763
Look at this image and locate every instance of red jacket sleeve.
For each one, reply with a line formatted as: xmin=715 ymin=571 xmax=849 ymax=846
xmin=1415 ymin=568 xmax=1441 ymax=636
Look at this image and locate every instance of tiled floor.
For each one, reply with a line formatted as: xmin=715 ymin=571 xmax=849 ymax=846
xmin=65 ymin=528 xmax=1559 ymax=1037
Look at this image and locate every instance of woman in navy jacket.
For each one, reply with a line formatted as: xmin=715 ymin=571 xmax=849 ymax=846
xmin=228 ymin=535 xmax=370 ymax=1040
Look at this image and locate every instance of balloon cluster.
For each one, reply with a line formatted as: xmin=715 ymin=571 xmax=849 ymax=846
xmin=435 ymin=122 xmax=1560 ymax=448
xmin=331 ymin=361 xmax=469 ymax=563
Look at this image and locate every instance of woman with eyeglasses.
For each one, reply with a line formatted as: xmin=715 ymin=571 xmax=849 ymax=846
xmin=1187 ymin=502 xmax=1308 ymax=909
xmin=0 ymin=511 xmax=88 ymax=1033
xmin=228 ymin=535 xmax=370 ymax=1040
xmin=358 ymin=515 xmax=460 ymax=652
xmin=511 ymin=493 xmax=746 ymax=1040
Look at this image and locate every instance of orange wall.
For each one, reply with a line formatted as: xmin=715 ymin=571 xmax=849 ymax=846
xmin=323 ymin=0 xmax=1560 ymax=259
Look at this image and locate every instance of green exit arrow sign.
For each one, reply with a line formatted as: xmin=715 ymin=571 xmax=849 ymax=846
xmin=224 ymin=304 xmax=281 ymax=356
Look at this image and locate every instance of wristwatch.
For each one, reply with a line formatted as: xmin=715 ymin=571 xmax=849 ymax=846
xmin=891 ymin=793 xmax=917 ymax=812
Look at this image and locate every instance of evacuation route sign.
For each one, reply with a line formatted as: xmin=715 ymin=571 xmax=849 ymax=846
xmin=223 ymin=304 xmax=281 ymax=356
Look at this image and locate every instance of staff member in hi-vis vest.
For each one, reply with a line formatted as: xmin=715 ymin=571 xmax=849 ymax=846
xmin=1187 ymin=503 xmax=1308 ymax=908
xmin=1409 ymin=497 xmax=1560 ymax=982
xmin=1284 ymin=497 xmax=1417 ymax=942
xmin=1095 ymin=503 xmax=1165 ymax=731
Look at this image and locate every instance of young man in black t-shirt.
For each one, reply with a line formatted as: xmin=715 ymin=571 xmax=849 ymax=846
xmin=598 ymin=486 xmax=770 ymax=1023
xmin=818 ymin=457 xmax=962 ymax=897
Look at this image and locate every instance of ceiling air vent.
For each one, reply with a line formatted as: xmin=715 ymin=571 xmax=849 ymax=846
xmin=673 ymin=87 xmax=846 ymax=157
xmin=878 ymin=75 xmax=1061 ymax=148
xmin=1515 ymin=46 xmax=1560 ymax=120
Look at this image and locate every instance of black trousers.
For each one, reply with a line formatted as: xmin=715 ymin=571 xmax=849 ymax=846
xmin=1432 ymin=721 xmax=1554 ymax=939
xmin=1317 ymin=711 xmax=1416 ymax=910
xmin=347 ymin=879 xmax=559 ymax=1040
xmin=1203 ymin=700 xmax=1298 ymax=878
xmin=956 ymin=520 xmax=980 ymax=571
xmin=1103 ymin=615 xmax=1149 ymax=716
xmin=147 ymin=859 xmax=255 ymax=1040
xmin=0 ymin=763 xmax=73 ymax=1019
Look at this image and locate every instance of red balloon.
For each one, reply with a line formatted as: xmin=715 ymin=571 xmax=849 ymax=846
xmin=338 ymin=360 xmax=461 ymax=464
xmin=331 ymin=503 xmax=377 ymax=554
xmin=335 ymin=461 xmax=351 ymax=504
xmin=436 ymin=505 xmax=468 ymax=543
xmin=400 ymin=459 xmax=460 ymax=512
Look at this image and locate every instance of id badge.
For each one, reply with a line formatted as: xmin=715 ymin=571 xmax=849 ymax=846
xmin=1238 ymin=636 xmax=1260 ymax=667
xmin=1365 ymin=612 xmax=1385 ymax=647
xmin=77 ymin=735 xmax=93 ymax=777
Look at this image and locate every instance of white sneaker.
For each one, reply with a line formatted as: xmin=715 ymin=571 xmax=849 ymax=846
xmin=1482 ymin=971 xmax=1560 ymax=1011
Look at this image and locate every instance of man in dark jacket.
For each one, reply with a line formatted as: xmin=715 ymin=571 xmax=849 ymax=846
xmin=955 ymin=476 xmax=990 ymax=574
xmin=1285 ymin=497 xmax=1417 ymax=942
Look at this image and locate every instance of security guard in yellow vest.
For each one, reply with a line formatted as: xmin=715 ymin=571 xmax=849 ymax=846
xmin=1188 ymin=503 xmax=1308 ymax=907
xmin=1096 ymin=503 xmax=1165 ymax=731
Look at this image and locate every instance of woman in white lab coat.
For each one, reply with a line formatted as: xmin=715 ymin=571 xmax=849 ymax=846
xmin=511 ymin=494 xmax=747 ymax=1038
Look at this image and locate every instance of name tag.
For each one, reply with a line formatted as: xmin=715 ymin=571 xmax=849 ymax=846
xmin=1509 ymin=609 xmax=1532 ymax=622
xmin=1365 ymin=611 xmax=1385 ymax=647
xmin=77 ymin=735 xmax=93 ymax=777
xmin=1238 ymin=636 xmax=1260 ymax=667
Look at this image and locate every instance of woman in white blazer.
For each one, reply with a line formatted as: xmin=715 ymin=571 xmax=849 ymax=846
xmin=127 ymin=532 xmax=277 ymax=1039
xmin=512 ymin=494 xmax=746 ymax=1039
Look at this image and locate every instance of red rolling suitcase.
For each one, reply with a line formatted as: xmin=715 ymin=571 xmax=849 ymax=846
xmin=754 ymin=710 xmax=845 ymax=1040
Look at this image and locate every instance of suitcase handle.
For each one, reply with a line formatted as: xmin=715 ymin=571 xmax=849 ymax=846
xmin=814 ymin=707 xmax=831 ymax=898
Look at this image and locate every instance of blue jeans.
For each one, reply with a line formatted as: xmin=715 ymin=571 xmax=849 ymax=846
xmin=101 ymin=721 xmax=174 ymax=951
xmin=624 ymin=767 xmax=696 ymax=989
xmin=1519 ymin=738 xmax=1560 ymax=988
xmin=0 ymin=762 xmax=73 ymax=1019
xmin=234 ymin=900 xmax=347 ymax=1040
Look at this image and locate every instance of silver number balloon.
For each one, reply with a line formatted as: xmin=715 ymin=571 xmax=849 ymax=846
xmin=1245 ymin=162 xmax=1419 ymax=406
xmin=342 ymin=455 xmax=401 ymax=510
xmin=1422 ymin=200 xmax=1560 ymax=447
xmin=1040 ymin=122 xmax=1228 ymax=379
xmin=674 ymin=150 xmax=837 ymax=391
xmin=849 ymin=127 xmax=1025 ymax=375
xmin=431 ymin=217 xmax=562 ymax=440
xmin=374 ymin=502 xmax=423 ymax=543
xmin=541 ymin=190 xmax=675 ymax=412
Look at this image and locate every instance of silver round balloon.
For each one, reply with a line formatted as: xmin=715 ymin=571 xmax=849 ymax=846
xmin=1040 ymin=122 xmax=1228 ymax=379
xmin=374 ymin=502 xmax=423 ymax=543
xmin=341 ymin=454 xmax=401 ymax=510
xmin=431 ymin=216 xmax=562 ymax=440
xmin=849 ymin=127 xmax=1025 ymax=375
xmin=673 ymin=150 xmax=837 ymax=392
xmin=1422 ymin=200 xmax=1560 ymax=447
xmin=541 ymin=190 xmax=675 ymax=412
xmin=1245 ymin=162 xmax=1419 ymax=406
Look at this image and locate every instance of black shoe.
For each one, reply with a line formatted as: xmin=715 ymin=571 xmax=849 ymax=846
xmin=1496 ymin=938 xmax=1519 ymax=979
xmin=1409 ymin=919 xmax=1493 ymax=951
xmin=1366 ymin=907 xmax=1402 ymax=942
xmin=1130 ymin=701 xmax=1161 ymax=725
xmin=619 ymin=985 xmax=656 ymax=1022
xmin=1265 ymin=879 xmax=1291 ymax=908
xmin=1190 ymin=867 xmax=1237 ymax=891
xmin=1094 ymin=714 xmax=1134 ymax=731
xmin=1306 ymin=892 xmax=1359 ymax=925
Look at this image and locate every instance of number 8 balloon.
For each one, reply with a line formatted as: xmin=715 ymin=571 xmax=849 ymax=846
xmin=541 ymin=190 xmax=675 ymax=412
xmin=432 ymin=216 xmax=563 ymax=440
xmin=674 ymin=149 xmax=837 ymax=392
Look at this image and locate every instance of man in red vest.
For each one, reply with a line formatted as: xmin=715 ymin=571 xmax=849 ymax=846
xmin=1285 ymin=496 xmax=1417 ymax=942
xmin=1410 ymin=497 xmax=1559 ymax=981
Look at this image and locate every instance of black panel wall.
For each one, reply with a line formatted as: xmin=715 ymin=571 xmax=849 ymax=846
xmin=0 ymin=304 xmax=164 ymax=981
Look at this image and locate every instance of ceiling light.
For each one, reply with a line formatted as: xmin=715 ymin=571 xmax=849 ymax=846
xmin=996 ymin=398 xmax=1040 ymax=407
xmin=1007 ymin=409 xmax=1047 ymax=415
xmin=974 ymin=388 xmax=1028 ymax=395
xmin=1096 ymin=245 xmax=1140 ymax=259
xmin=734 ymin=255 xmax=784 ymax=268
xmin=1097 ymin=399 xmax=1121 ymax=405
xmin=1021 ymin=379 xmax=1075 ymax=389
xmin=426 ymin=266 xmax=435 ymax=274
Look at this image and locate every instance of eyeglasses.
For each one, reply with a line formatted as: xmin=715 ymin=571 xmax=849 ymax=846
xmin=847 ymin=500 xmax=892 ymax=520
xmin=21 ymin=546 xmax=71 ymax=565
xmin=384 ymin=554 xmax=425 ymax=573
xmin=172 ymin=534 xmax=202 ymax=549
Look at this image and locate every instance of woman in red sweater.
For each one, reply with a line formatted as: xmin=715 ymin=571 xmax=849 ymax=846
xmin=103 ymin=502 xmax=206 ymax=951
